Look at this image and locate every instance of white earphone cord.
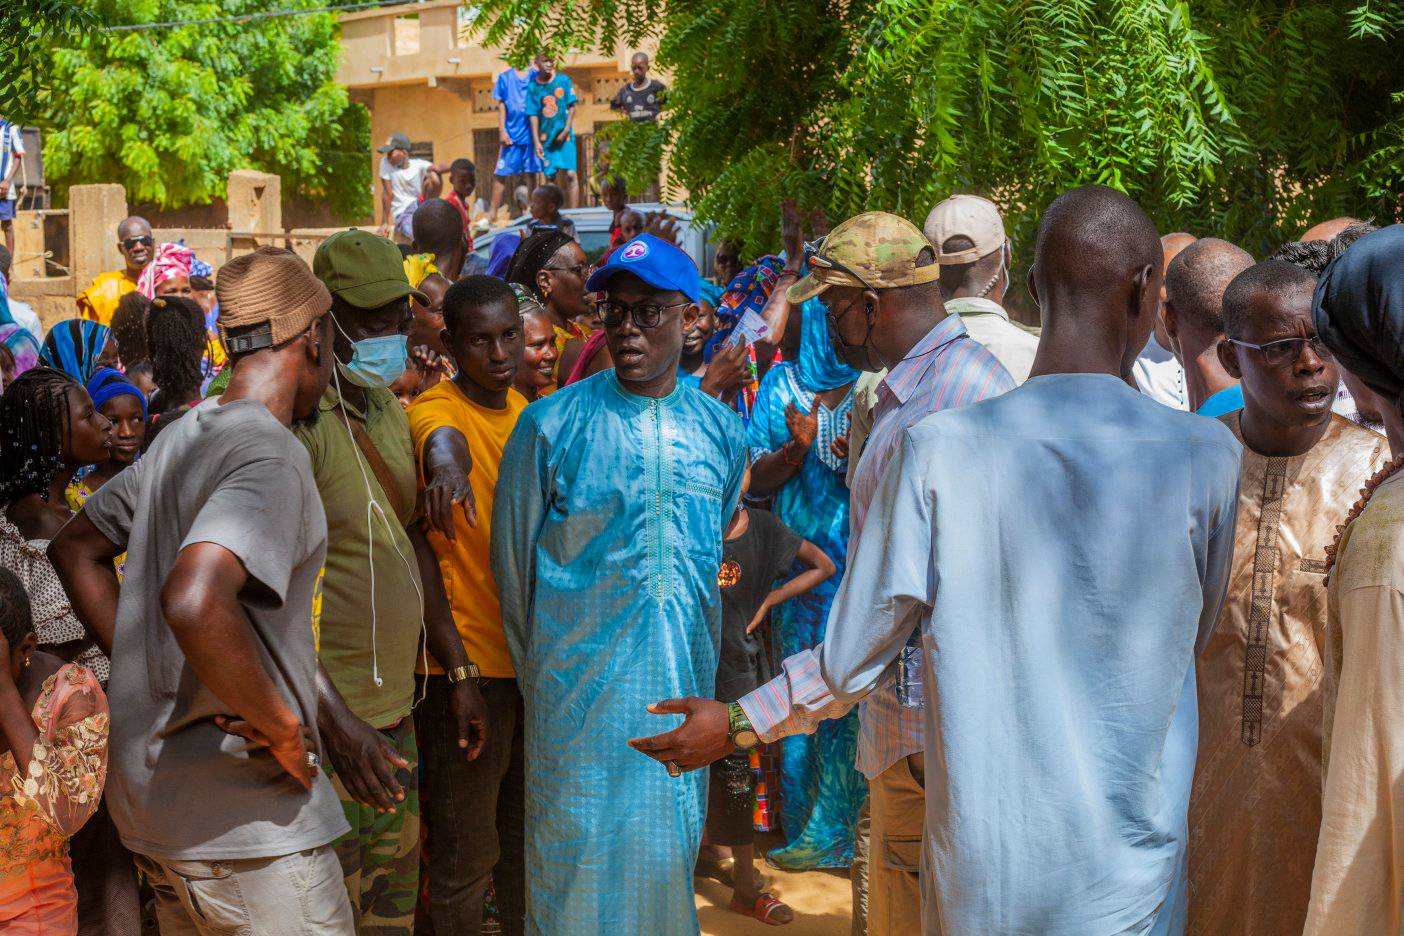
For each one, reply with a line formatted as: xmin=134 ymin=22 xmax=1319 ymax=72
xmin=329 ymin=322 xmax=430 ymax=709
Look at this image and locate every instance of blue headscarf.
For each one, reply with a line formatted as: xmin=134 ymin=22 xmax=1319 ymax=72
xmin=795 ymin=296 xmax=858 ymax=392
xmin=85 ymin=366 xmax=148 ymax=419
xmin=39 ymin=319 xmax=112 ymax=382
xmin=1313 ymin=224 xmax=1404 ymax=405
xmin=487 ymin=233 xmax=522 ymax=279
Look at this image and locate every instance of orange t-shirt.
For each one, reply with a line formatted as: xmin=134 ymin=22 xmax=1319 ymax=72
xmin=407 ymin=380 xmax=527 ymax=677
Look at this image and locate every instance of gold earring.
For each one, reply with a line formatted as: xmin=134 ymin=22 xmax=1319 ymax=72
xmin=23 ymin=656 xmax=31 ymax=668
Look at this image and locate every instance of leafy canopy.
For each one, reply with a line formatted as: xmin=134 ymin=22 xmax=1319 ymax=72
xmin=0 ymin=0 xmax=99 ymax=123
xmin=472 ymin=0 xmax=1404 ymax=260
xmin=39 ymin=0 xmax=370 ymax=217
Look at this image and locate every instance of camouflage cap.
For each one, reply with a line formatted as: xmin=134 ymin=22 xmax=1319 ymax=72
xmin=788 ymin=211 xmax=942 ymax=304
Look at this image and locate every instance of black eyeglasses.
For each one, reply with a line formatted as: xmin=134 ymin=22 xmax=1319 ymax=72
xmin=1228 ymin=335 xmax=1332 ymax=366
xmin=544 ymin=262 xmax=587 ymax=279
xmin=597 ymin=299 xmax=690 ymax=329
xmin=121 ymin=235 xmax=154 ymax=250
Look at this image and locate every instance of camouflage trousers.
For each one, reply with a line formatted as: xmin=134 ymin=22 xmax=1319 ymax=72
xmin=327 ymin=717 xmax=420 ymax=935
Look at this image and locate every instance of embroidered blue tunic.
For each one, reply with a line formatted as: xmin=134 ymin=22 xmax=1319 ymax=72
xmin=491 ymin=370 xmax=747 ymax=935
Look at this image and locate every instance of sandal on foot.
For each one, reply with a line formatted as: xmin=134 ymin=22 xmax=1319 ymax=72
xmin=729 ymin=892 xmax=794 ymax=926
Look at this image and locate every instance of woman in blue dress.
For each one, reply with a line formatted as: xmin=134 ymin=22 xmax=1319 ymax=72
xmin=745 ymin=297 xmax=865 ymax=870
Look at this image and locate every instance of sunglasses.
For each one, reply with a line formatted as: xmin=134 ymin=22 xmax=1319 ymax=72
xmin=597 ymin=299 xmax=690 ymax=329
xmin=1228 ymin=335 xmax=1332 ymax=367
xmin=121 ymin=235 xmax=154 ymax=250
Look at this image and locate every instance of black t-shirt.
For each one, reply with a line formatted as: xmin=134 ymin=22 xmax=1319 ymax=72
xmin=715 ymin=508 xmax=803 ymax=701
xmin=611 ymin=79 xmax=666 ymax=122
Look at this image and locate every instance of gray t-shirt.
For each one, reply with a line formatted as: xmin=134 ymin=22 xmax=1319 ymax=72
xmin=83 ymin=397 xmax=348 ymax=860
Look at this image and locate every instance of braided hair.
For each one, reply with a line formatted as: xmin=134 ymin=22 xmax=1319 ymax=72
xmin=146 ymin=296 xmax=209 ymax=412
xmin=505 ymin=230 xmax=574 ymax=301
xmin=0 ymin=567 xmax=35 ymax=650
xmin=0 ymin=366 xmax=81 ymax=505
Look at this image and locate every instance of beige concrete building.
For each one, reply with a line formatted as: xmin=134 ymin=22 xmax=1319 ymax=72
xmin=337 ymin=0 xmax=654 ymax=220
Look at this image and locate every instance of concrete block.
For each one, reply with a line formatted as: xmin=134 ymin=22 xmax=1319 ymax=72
xmin=10 ymin=211 xmax=47 ymax=281
xmin=10 ymin=275 xmax=78 ymax=332
xmin=69 ymin=184 xmax=128 ymax=294
xmin=226 ymin=170 xmax=282 ymax=240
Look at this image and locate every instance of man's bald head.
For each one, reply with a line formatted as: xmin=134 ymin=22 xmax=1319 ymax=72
xmin=1161 ymin=232 xmax=1196 ymax=265
xmin=1030 ymin=186 xmax=1162 ymax=373
xmin=117 ymin=216 xmax=151 ymax=240
xmin=1034 ymin=186 xmax=1162 ymax=289
xmin=1301 ymin=216 xmax=1361 ymax=243
xmin=1164 ymin=238 xmax=1254 ymax=333
xmin=412 ymin=198 xmax=466 ymax=255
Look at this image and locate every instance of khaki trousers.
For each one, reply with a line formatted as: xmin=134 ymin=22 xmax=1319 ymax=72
xmin=867 ymin=754 xmax=926 ymax=935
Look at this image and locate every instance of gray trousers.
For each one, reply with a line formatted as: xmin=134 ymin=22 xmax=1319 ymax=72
xmin=136 ymin=846 xmax=353 ymax=935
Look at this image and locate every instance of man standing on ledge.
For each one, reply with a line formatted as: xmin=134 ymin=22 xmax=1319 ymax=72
xmin=492 ymin=234 xmax=745 ymax=934
xmin=77 ymin=217 xmax=153 ymax=326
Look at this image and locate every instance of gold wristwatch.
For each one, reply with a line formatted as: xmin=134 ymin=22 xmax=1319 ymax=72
xmin=446 ymin=663 xmax=480 ymax=684
xmin=728 ymin=702 xmax=759 ymax=750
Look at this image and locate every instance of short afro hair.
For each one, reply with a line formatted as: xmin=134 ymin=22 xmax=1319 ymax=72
xmin=442 ymin=275 xmax=519 ymax=336
xmin=1221 ymin=260 xmax=1319 ymax=340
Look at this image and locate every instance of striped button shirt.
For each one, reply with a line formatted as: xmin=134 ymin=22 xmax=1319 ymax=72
xmin=738 ymin=314 xmax=1016 ymax=778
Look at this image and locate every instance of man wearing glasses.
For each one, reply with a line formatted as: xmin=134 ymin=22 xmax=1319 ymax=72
xmin=77 ymin=216 xmax=155 ymax=326
xmin=490 ymin=233 xmax=746 ymax=934
xmin=1186 ymin=258 xmax=1390 ymax=934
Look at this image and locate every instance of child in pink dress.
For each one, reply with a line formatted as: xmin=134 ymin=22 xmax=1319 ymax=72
xmin=0 ymin=567 xmax=108 ymax=933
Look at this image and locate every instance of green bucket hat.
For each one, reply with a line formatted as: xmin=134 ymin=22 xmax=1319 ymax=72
xmin=313 ymin=228 xmax=429 ymax=309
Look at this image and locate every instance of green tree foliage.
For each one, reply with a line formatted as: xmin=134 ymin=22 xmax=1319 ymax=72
xmin=472 ymin=0 xmax=1404 ymax=259
xmin=40 ymin=0 xmax=370 ymax=217
xmin=0 ymin=0 xmax=99 ymax=123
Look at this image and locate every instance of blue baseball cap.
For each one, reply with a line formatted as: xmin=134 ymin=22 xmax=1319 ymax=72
xmin=586 ymin=234 xmax=701 ymax=303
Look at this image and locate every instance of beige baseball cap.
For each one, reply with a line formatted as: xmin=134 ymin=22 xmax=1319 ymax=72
xmin=924 ymin=194 xmax=1006 ymax=265
xmin=216 ymin=246 xmax=332 ymax=350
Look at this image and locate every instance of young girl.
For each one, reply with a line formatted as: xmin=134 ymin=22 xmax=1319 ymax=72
xmin=66 ymin=368 xmax=147 ymax=510
xmin=706 ymin=459 xmax=836 ymax=925
xmin=65 ymin=369 xmax=147 ymax=581
xmin=0 ymin=567 xmax=109 ymax=933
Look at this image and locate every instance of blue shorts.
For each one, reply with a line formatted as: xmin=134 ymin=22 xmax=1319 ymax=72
xmin=540 ymin=138 xmax=577 ymax=176
xmin=0 ymin=201 xmax=14 ymax=221
xmin=495 ymin=143 xmax=542 ymax=178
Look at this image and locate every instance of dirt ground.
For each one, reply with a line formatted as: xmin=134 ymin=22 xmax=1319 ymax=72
xmin=696 ymin=835 xmax=852 ymax=936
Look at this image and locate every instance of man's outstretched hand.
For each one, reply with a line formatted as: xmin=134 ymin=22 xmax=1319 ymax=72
xmin=628 ymin=697 xmax=733 ymax=773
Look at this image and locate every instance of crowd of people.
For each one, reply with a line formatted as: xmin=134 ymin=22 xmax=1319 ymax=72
xmin=3 ymin=160 xmax=1404 ymax=936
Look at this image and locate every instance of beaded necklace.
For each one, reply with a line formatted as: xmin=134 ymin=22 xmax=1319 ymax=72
xmin=1324 ymin=452 xmax=1404 ymax=586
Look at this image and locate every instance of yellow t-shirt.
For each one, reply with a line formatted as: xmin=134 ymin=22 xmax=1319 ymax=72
xmin=407 ymin=379 xmax=527 ymax=678
xmin=76 ymin=270 xmax=139 ymax=326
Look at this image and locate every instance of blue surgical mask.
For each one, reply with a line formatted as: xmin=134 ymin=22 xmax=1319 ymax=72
xmin=333 ymin=316 xmax=408 ymax=388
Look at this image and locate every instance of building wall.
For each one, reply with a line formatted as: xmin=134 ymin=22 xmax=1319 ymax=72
xmin=337 ymin=0 xmax=659 ymax=220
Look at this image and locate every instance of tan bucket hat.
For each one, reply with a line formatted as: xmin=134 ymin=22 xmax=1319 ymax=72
xmin=216 ymin=246 xmax=332 ymax=350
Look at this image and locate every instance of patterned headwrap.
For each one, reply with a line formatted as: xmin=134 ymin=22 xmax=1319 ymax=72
xmin=0 ymin=323 xmax=40 ymax=378
xmin=137 ymin=242 xmax=196 ymax=299
xmin=85 ymin=366 xmax=148 ymax=419
xmin=39 ymin=319 xmax=112 ymax=382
